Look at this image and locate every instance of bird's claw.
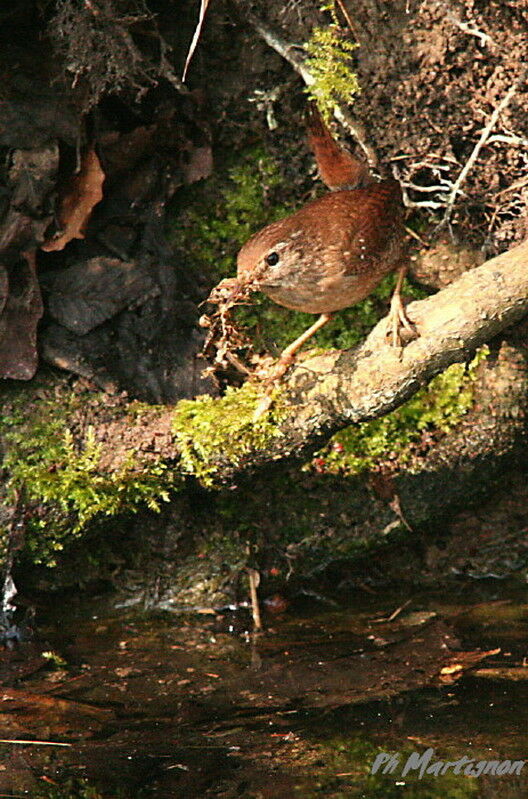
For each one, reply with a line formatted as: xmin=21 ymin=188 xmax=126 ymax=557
xmin=386 ymin=292 xmax=417 ymax=349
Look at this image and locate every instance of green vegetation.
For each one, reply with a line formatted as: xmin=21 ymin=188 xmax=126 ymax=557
xmin=0 ymin=384 xmax=176 ymax=566
xmin=295 ymin=736 xmax=478 ymax=799
xmin=171 ymin=145 xmax=293 ymax=284
xmin=304 ymin=24 xmax=360 ymax=120
xmin=173 ymin=382 xmax=286 ymax=487
xmin=42 ymin=649 xmax=68 ymax=668
xmin=318 ymin=348 xmax=488 ymax=475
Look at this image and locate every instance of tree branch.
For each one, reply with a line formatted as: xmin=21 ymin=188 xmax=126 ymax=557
xmin=3 ymin=240 xmax=528 ymax=530
xmin=105 ymin=238 xmax=528 ymax=483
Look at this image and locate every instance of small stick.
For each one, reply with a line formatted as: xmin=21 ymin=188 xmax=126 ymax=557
xmin=334 ymin=0 xmax=359 ymax=39
xmin=0 ymin=739 xmax=72 ymax=747
xmin=371 ymin=598 xmax=412 ymax=624
xmin=438 ymin=79 xmax=521 ymax=228
xmin=248 ymin=568 xmax=263 ymax=632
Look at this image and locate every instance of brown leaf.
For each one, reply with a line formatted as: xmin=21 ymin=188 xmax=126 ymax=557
xmin=41 ymin=148 xmax=105 ymax=252
xmin=437 ymin=648 xmax=501 ymax=684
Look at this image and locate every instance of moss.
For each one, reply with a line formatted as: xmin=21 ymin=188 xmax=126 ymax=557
xmin=304 ymin=24 xmax=360 ymax=120
xmin=0 ymin=384 xmax=177 ymax=566
xmin=170 ymin=145 xmax=293 ymax=285
xmin=295 ymin=735 xmax=478 ymax=798
xmin=172 ymin=382 xmax=286 ymax=487
xmin=242 ymin=269 xmax=426 ymax=355
xmin=316 ymin=348 xmax=489 ymax=475
xmin=0 ymin=336 xmax=485 ymax=575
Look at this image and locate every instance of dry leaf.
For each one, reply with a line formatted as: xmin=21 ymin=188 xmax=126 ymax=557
xmin=437 ymin=648 xmax=501 ymax=684
xmin=41 ymin=148 xmax=105 ymax=252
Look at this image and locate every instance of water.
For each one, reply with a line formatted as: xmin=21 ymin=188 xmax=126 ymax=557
xmin=0 ymin=583 xmax=527 ymax=798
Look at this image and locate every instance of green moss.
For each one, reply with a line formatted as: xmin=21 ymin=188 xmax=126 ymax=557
xmin=304 ymin=25 xmax=360 ymax=120
xmin=170 ymin=145 xmax=293 ymax=285
xmin=295 ymin=735 xmax=478 ymax=798
xmin=237 ymin=270 xmax=426 ymax=355
xmin=172 ymin=382 xmax=286 ymax=487
xmin=1 ymin=385 xmax=177 ymax=566
xmin=317 ymin=348 xmax=489 ymax=475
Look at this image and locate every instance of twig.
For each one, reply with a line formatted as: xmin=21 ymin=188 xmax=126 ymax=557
xmin=434 ymin=0 xmax=495 ymax=47
xmin=438 ymin=80 xmax=521 ymax=228
xmin=400 ymin=181 xmax=452 ymax=194
xmin=158 ymin=36 xmax=189 ymax=94
xmin=486 ymin=133 xmax=528 ymax=148
xmin=392 ymin=164 xmax=447 ymax=210
xmin=182 ymin=0 xmax=212 ymax=82
xmin=0 ymin=739 xmax=72 ymax=747
xmin=246 ymin=11 xmax=313 ymax=85
xmin=245 ymin=12 xmax=379 ymax=167
xmin=404 ymin=225 xmax=428 ymax=246
xmin=447 ymin=15 xmax=494 ymax=47
xmin=335 ymin=0 xmax=359 ymax=39
xmin=248 ymin=568 xmax=262 ymax=632
xmin=495 ymin=175 xmax=528 ymax=198
xmin=371 ymin=598 xmax=412 ymax=624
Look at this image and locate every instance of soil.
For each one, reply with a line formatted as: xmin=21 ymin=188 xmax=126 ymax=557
xmin=243 ymin=0 xmax=528 ymax=251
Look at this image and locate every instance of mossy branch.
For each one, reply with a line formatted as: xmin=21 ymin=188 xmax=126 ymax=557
xmin=167 ymin=238 xmax=528 ymax=485
xmin=2 ymin=239 xmax=528 ymax=560
xmin=244 ymin=10 xmax=378 ymax=167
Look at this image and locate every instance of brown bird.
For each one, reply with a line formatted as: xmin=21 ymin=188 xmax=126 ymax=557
xmin=209 ymin=106 xmax=413 ymax=385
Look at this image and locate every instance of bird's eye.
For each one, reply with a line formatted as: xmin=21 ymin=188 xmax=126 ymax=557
xmin=265 ymin=252 xmax=280 ymax=266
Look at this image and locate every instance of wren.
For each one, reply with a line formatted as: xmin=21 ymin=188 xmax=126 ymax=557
xmin=207 ymin=105 xmax=413 ymax=386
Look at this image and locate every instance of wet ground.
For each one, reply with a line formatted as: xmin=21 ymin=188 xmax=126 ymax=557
xmin=1 ymin=582 xmax=528 ymax=798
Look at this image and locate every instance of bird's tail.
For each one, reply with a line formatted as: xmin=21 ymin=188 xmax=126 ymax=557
xmin=306 ymin=102 xmax=370 ymax=191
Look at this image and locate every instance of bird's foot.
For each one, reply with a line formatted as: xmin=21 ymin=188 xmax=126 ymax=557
xmin=386 ymin=291 xmax=417 ymax=349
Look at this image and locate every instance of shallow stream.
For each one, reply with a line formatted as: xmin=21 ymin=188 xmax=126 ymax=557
xmin=1 ymin=583 xmax=527 ymax=798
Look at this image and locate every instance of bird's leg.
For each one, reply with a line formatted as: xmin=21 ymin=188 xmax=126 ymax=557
xmin=386 ymin=265 xmax=416 ymax=347
xmin=275 ymin=312 xmax=333 ymax=374
xmin=253 ymin=313 xmax=333 ymax=420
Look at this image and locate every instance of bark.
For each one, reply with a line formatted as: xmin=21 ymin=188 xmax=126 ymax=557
xmin=106 ymin=336 xmax=528 ymax=608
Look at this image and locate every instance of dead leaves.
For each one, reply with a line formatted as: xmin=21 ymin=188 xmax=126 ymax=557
xmin=41 ymin=148 xmax=105 ymax=252
xmin=200 ymin=277 xmax=257 ymax=377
